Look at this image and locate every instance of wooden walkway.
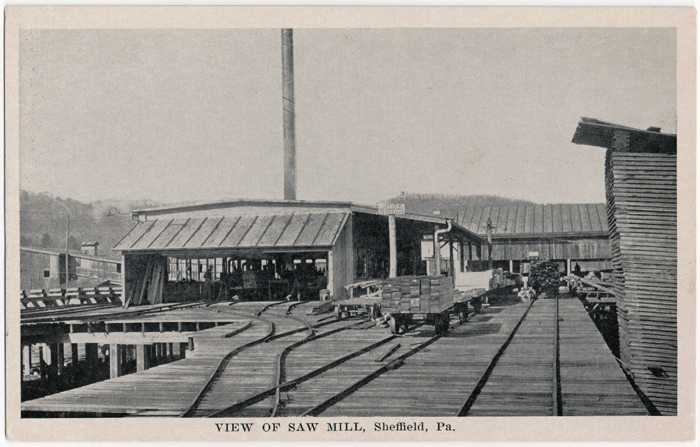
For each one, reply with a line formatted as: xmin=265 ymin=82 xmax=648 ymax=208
xmin=325 ymin=297 xmax=647 ymax=417
xmin=22 ymin=297 xmax=648 ymax=417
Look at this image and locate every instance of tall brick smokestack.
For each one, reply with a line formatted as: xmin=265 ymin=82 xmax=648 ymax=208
xmin=282 ymin=29 xmax=296 ymax=201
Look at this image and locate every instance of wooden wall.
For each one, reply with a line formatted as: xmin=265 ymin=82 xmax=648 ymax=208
xmin=20 ymin=250 xmax=60 ymax=291
xmin=486 ymin=236 xmax=611 ymax=261
xmin=329 ymin=215 xmax=354 ymax=300
xmin=74 ymin=257 xmax=122 ymax=283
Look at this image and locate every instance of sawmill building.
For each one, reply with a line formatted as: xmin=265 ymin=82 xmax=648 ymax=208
xmin=114 ymin=200 xmax=485 ymax=306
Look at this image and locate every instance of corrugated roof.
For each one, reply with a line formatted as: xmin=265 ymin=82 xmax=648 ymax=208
xmin=457 ymin=204 xmax=608 ymax=237
xmin=115 ymin=212 xmax=349 ymax=252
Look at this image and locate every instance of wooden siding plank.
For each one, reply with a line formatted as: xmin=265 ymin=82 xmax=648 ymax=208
xmin=578 ymin=204 xmax=592 ymax=233
xmin=514 ymin=205 xmax=525 ymax=234
xmin=149 ymin=219 xmax=190 ymax=249
xmin=114 ymin=221 xmax=154 ymax=250
xmin=166 ymin=218 xmax=204 ymax=248
xmin=551 ymin=205 xmax=563 ymax=233
xmin=131 ymin=219 xmax=173 ymax=250
xmin=295 ymin=213 xmax=329 ymax=246
xmin=238 ymin=215 xmax=274 ymax=247
xmin=184 ymin=217 xmax=224 ymax=248
xmin=219 ymin=215 xmax=257 ymax=247
xmin=560 ymin=204 xmax=572 ymax=233
xmin=276 ymin=214 xmax=311 ymax=246
xmin=313 ymin=213 xmax=347 ymax=246
xmin=202 ymin=217 xmax=239 ymax=247
xmin=524 ymin=205 xmax=535 ymax=234
xmin=256 ymin=214 xmax=293 ymax=247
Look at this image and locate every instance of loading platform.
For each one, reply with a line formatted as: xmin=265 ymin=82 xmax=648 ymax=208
xmin=21 ymin=296 xmax=649 ymax=417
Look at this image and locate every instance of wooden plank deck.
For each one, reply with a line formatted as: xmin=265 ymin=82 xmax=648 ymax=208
xmin=558 ymin=297 xmax=647 ymax=416
xmin=21 ymin=298 xmax=648 ymax=417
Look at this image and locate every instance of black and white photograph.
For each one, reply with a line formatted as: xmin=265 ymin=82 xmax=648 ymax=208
xmin=5 ymin=6 xmax=696 ymax=442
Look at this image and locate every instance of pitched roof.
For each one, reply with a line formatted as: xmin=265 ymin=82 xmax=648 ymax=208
xmin=115 ymin=212 xmax=349 ymax=252
xmin=457 ymin=204 xmax=608 ymax=238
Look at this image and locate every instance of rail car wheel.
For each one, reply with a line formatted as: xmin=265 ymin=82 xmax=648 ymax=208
xmin=435 ymin=312 xmax=449 ymax=335
xmin=458 ymin=306 xmax=468 ymax=323
xmin=389 ymin=316 xmax=399 ymax=334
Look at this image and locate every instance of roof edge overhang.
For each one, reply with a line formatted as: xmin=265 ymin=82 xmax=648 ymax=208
xmin=572 ymin=117 xmax=677 ymax=153
xmin=132 ymin=199 xmax=378 ymax=218
xmin=119 ymin=245 xmax=335 ymax=257
xmin=486 ymin=231 xmax=610 ymax=240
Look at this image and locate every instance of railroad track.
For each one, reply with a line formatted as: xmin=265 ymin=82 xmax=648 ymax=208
xmin=190 ymin=306 xmax=476 ymax=418
xmin=182 ymin=301 xmax=369 ymax=417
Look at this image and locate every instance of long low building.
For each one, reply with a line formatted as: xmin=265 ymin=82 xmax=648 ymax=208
xmin=114 ymin=199 xmax=485 ymax=305
xmin=457 ymin=203 xmax=612 ymax=275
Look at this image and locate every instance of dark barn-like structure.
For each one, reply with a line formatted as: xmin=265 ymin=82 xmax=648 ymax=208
xmin=457 ymin=204 xmax=612 ymax=274
xmin=573 ymin=118 xmax=677 ymax=415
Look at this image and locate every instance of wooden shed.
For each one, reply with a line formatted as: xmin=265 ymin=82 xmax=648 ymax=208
xmin=114 ymin=200 xmax=484 ymax=306
xmin=456 ymin=203 xmax=612 ymax=274
xmin=572 ymin=117 xmax=677 ymax=415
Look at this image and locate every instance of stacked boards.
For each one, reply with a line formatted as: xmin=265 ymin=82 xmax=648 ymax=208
xmin=380 ymin=276 xmax=453 ymax=315
xmin=605 ymin=148 xmax=677 ymax=415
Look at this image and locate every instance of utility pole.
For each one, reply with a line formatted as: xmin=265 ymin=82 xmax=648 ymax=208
xmin=65 ymin=215 xmax=70 ymax=288
xmin=49 ymin=197 xmax=72 ymax=288
xmin=486 ymin=217 xmax=494 ymax=270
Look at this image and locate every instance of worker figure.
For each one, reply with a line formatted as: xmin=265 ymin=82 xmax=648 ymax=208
xmin=203 ymin=266 xmax=213 ymax=301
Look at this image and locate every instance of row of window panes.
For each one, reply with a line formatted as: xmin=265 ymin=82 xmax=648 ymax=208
xmin=166 ymin=257 xmax=328 ymax=282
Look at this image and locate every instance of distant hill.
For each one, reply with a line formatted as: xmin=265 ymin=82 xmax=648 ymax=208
xmin=380 ymin=192 xmax=536 ymax=221
xmin=19 ymin=191 xmax=163 ymax=260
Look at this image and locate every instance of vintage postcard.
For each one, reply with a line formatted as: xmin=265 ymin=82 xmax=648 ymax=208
xmin=5 ymin=6 xmax=696 ymax=442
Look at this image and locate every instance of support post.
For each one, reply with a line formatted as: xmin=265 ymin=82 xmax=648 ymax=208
xmin=56 ymin=343 xmax=65 ymax=376
xmin=49 ymin=344 xmax=59 ymax=380
xmin=180 ymin=343 xmax=188 ymax=359
xmin=109 ymin=344 xmax=122 ymax=379
xmin=388 ymin=215 xmax=397 ymax=278
xmin=136 ymin=344 xmax=149 ymax=372
xmin=509 ymin=260 xmax=514 ymax=273
xmin=433 ymin=225 xmax=440 ymax=276
xmin=166 ymin=343 xmax=173 ymax=362
xmin=566 ymin=259 xmax=571 ymax=276
xmin=23 ymin=345 xmax=31 ymax=376
xmin=71 ymin=343 xmax=79 ymax=366
xmin=448 ymin=233 xmax=455 ymax=287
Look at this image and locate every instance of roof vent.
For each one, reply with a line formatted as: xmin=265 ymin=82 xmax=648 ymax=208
xmin=646 ymin=127 xmax=662 ymax=132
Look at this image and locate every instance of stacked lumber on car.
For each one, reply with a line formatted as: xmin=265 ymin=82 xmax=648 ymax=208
xmin=380 ymin=276 xmax=453 ymax=314
xmin=605 ymin=148 xmax=677 ymax=415
xmin=573 ymin=118 xmax=677 ymax=415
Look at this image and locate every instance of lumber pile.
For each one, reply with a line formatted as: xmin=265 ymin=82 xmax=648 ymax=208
xmin=380 ymin=276 xmax=453 ymax=314
xmin=605 ymin=149 xmax=677 ymax=415
xmin=125 ymin=256 xmax=168 ymax=307
xmin=528 ymin=261 xmax=561 ymax=296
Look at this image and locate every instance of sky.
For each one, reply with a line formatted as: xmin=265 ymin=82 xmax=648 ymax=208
xmin=19 ymin=28 xmax=676 ymax=206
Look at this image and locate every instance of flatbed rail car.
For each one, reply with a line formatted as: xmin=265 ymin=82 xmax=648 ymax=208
xmin=380 ymin=276 xmax=486 ymax=336
xmin=332 ymin=280 xmax=383 ymax=320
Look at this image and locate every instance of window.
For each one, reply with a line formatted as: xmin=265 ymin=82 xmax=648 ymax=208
xmin=43 ymin=269 xmax=50 ymax=278
xmin=116 ymin=264 xmax=122 ymax=274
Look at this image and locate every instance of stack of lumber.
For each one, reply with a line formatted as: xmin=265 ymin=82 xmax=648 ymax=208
xmin=380 ymin=276 xmax=453 ymax=314
xmin=529 ymin=261 xmax=561 ymax=296
xmin=605 ymin=149 xmax=677 ymax=415
xmin=125 ymin=257 xmax=168 ymax=307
